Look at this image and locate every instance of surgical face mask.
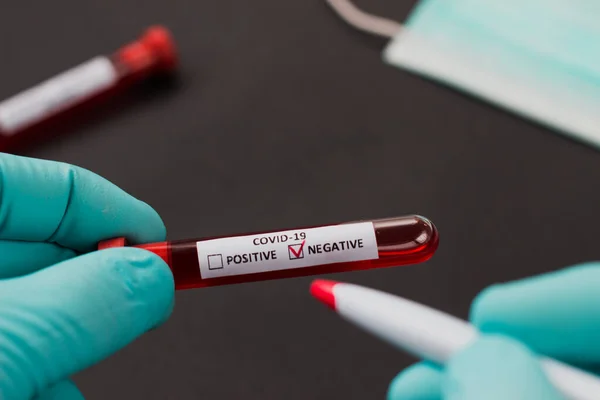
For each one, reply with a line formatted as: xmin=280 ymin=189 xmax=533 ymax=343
xmin=326 ymin=0 xmax=600 ymax=150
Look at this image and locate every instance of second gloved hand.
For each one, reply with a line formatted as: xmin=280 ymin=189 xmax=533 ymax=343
xmin=387 ymin=263 xmax=600 ymax=400
xmin=0 ymin=154 xmax=175 ymax=400
xmin=388 ymin=335 xmax=565 ymax=400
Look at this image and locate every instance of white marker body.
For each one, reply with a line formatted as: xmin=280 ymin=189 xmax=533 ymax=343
xmin=332 ymin=283 xmax=600 ymax=400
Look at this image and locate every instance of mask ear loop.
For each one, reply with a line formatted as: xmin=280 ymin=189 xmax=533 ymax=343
xmin=325 ymin=0 xmax=403 ymax=38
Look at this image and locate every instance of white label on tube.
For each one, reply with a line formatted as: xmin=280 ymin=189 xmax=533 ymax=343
xmin=197 ymin=222 xmax=379 ymax=279
xmin=0 ymin=56 xmax=118 ymax=134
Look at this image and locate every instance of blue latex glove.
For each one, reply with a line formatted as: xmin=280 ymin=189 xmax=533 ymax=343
xmin=0 ymin=154 xmax=175 ymax=400
xmin=387 ymin=263 xmax=600 ymax=399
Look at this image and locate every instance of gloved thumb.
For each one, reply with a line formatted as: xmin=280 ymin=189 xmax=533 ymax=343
xmin=33 ymin=379 xmax=84 ymax=400
xmin=0 ymin=247 xmax=175 ymax=400
xmin=442 ymin=335 xmax=565 ymax=400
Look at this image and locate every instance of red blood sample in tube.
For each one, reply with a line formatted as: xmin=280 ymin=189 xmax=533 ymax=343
xmin=0 ymin=25 xmax=177 ymax=151
xmin=98 ymin=215 xmax=439 ymax=290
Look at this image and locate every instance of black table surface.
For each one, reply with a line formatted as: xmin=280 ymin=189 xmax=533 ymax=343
xmin=3 ymin=0 xmax=600 ymax=398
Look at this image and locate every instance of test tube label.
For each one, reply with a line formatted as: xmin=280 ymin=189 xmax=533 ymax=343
xmin=196 ymin=222 xmax=379 ymax=279
xmin=0 ymin=56 xmax=118 ymax=134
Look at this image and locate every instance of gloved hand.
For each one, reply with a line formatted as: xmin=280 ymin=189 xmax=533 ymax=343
xmin=387 ymin=263 xmax=600 ymax=400
xmin=0 ymin=153 xmax=175 ymax=400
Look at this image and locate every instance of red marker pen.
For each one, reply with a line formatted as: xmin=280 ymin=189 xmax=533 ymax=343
xmin=98 ymin=215 xmax=439 ymax=290
xmin=0 ymin=25 xmax=177 ymax=151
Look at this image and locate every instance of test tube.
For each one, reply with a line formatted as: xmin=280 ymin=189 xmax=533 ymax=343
xmin=0 ymin=25 xmax=177 ymax=151
xmin=98 ymin=215 xmax=439 ymax=290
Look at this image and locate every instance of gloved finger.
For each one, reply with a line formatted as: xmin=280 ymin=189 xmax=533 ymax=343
xmin=0 ymin=153 xmax=166 ymax=252
xmin=0 ymin=247 xmax=174 ymax=400
xmin=0 ymin=240 xmax=75 ymax=279
xmin=387 ymin=361 xmax=442 ymax=400
xmin=33 ymin=379 xmax=84 ymax=400
xmin=442 ymin=335 xmax=565 ymax=400
xmin=470 ymin=262 xmax=600 ymax=367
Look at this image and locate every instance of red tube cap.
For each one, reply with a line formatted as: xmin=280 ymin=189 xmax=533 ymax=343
xmin=98 ymin=237 xmax=128 ymax=250
xmin=139 ymin=25 xmax=178 ymax=72
xmin=117 ymin=25 xmax=178 ymax=75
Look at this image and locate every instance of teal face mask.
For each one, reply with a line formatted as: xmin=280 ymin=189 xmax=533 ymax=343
xmin=326 ymin=0 xmax=600 ymax=150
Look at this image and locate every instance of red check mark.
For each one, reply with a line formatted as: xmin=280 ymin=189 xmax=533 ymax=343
xmin=289 ymin=240 xmax=306 ymax=258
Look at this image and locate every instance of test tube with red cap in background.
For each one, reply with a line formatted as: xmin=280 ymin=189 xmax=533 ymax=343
xmin=0 ymin=25 xmax=178 ymax=152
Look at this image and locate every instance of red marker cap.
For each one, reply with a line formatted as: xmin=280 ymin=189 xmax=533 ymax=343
xmin=310 ymin=280 xmax=338 ymax=310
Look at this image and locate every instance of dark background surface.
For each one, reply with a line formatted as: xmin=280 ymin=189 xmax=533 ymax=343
xmin=3 ymin=0 xmax=600 ymax=398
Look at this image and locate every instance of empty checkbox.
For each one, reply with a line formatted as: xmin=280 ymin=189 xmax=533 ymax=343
xmin=207 ymin=254 xmax=224 ymax=270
